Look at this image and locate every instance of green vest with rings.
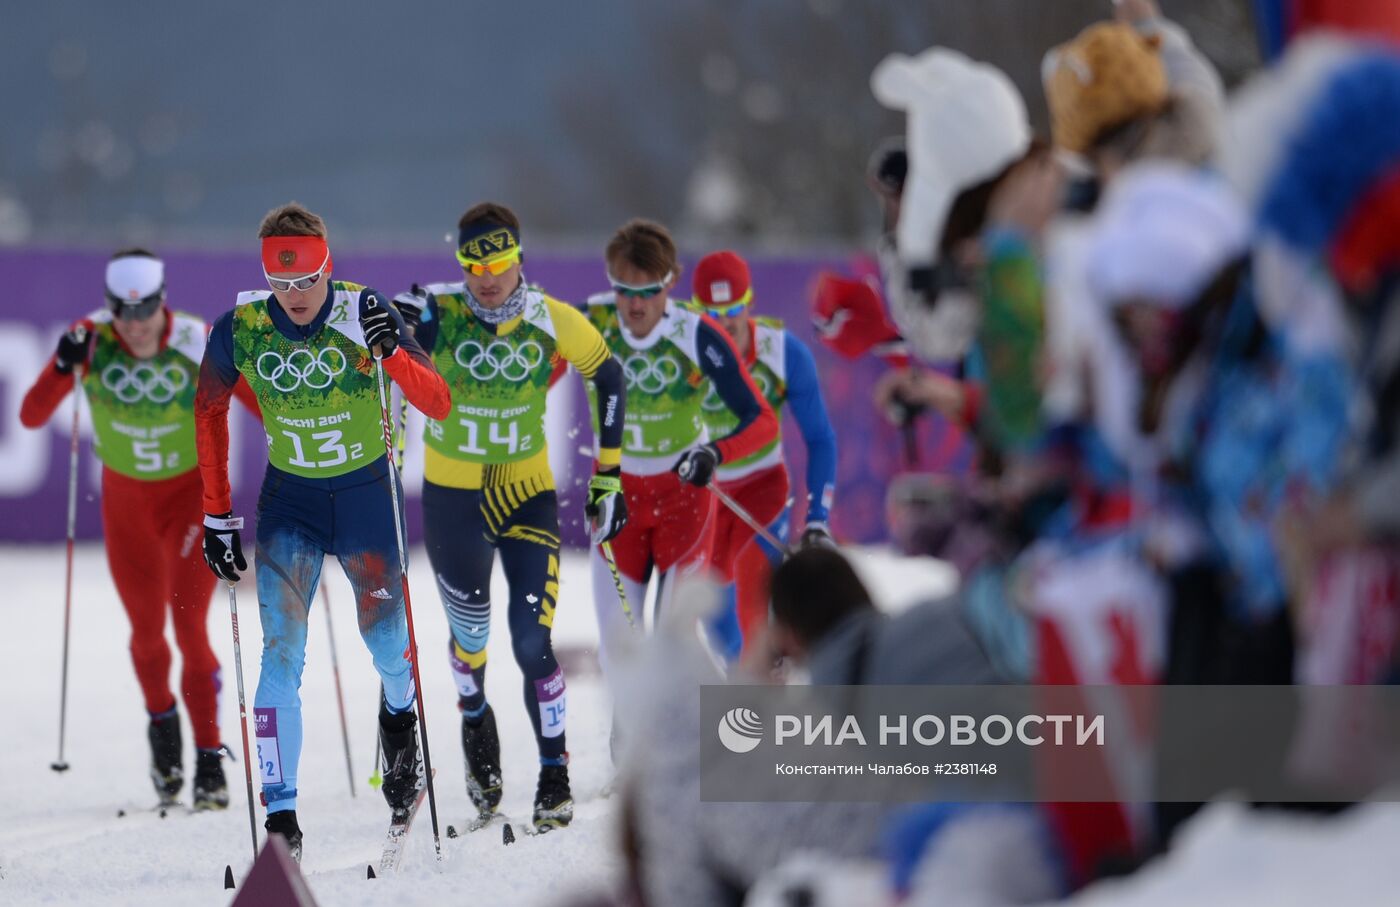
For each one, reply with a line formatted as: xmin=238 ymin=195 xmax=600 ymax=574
xmin=420 ymin=282 xmax=560 ymax=463
xmin=81 ymin=308 xmax=204 ymax=480
xmin=232 ymin=282 xmax=388 ymax=478
xmin=585 ymin=294 xmax=708 ymax=473
xmin=700 ymin=315 xmax=787 ymax=478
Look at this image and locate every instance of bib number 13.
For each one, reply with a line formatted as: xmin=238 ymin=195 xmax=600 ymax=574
xmin=283 ymin=429 xmax=364 ymax=469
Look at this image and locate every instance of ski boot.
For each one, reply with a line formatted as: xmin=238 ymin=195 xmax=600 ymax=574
xmin=193 ymin=747 xmax=230 ymax=811
xmin=147 ymin=707 xmax=183 ymax=806
xmin=462 ymin=702 xmax=503 ymax=825
xmin=532 ymin=758 xmax=574 ymax=833
xmin=265 ymin=809 xmax=303 ymax=864
xmin=379 ymin=700 xmax=425 ymax=817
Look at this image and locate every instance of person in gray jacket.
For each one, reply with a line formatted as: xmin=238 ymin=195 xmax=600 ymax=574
xmin=761 ymin=546 xmax=1000 ymax=687
xmin=611 ymin=554 xmax=1058 ymax=906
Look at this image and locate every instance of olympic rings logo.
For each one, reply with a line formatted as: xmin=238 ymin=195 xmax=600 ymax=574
xmin=256 ymin=347 xmax=346 ymax=392
xmin=454 ymin=340 xmax=544 ymax=382
xmin=99 ymin=362 xmax=189 ymax=404
xmin=700 ymin=370 xmax=771 ymax=411
xmin=622 ymin=353 xmax=682 ymax=394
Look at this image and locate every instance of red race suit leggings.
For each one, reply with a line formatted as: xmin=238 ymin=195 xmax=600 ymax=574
xmin=102 ymin=466 xmax=221 ymax=749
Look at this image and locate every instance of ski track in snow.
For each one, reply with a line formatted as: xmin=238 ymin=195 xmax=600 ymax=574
xmin=7 ymin=543 xmax=1398 ymax=906
xmin=0 ymin=544 xmax=952 ymax=906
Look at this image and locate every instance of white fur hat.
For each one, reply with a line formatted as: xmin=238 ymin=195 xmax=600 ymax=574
xmin=872 ymin=47 xmax=1031 ymax=267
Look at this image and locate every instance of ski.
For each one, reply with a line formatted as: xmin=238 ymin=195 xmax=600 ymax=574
xmin=445 ymin=809 xmax=504 ymax=838
xmin=115 ymin=798 xmax=184 ymax=820
xmin=377 ymin=768 xmax=434 ymax=875
xmin=445 ymin=811 xmax=545 ymax=843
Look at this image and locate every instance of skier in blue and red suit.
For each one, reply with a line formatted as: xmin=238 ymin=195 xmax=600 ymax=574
xmin=194 ymin=202 xmax=451 ymax=862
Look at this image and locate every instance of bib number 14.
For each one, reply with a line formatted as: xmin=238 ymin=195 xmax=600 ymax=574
xmin=283 ymin=429 xmax=364 ymax=469
xmin=457 ymin=417 xmax=529 ymax=456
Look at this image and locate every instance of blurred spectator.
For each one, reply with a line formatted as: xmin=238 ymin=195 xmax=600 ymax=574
xmin=747 ymin=545 xmax=1000 ymax=685
xmin=1242 ymin=41 xmax=1400 ymax=683
xmin=865 ymin=49 xmax=1051 ymax=459
xmin=1040 ymin=0 xmax=1227 ymax=428
xmin=1044 ymin=0 xmax=1224 ymax=185
xmin=615 ymin=577 xmax=887 ymax=906
xmin=615 ymin=551 xmax=1058 ymax=905
xmin=1084 ymin=161 xmax=1352 ymax=683
xmin=742 ymin=549 xmax=1061 ymax=906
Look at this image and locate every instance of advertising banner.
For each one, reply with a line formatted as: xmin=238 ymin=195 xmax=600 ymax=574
xmin=0 ymin=248 xmax=968 ymax=544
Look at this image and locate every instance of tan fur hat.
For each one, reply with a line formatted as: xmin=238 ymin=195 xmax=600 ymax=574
xmin=1044 ymin=22 xmax=1169 ymax=155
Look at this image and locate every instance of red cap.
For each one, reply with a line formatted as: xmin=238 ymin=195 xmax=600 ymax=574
xmin=692 ymin=250 xmax=752 ymax=307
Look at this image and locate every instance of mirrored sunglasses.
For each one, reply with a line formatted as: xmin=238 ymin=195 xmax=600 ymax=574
xmin=702 ymin=300 xmax=750 ymax=318
xmin=457 ymin=247 xmax=521 ymax=276
xmin=608 ymin=270 xmax=672 ymax=299
xmin=104 ymin=288 xmax=165 ymax=321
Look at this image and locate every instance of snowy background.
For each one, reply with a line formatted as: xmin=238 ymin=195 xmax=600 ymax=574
xmin=4 ymin=544 xmax=1399 ymax=906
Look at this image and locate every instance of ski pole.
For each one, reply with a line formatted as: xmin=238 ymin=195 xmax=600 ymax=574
xmin=392 ymin=284 xmax=419 ymax=467
xmin=368 ymin=714 xmax=384 ymax=790
xmin=599 ymin=541 xmax=635 ymax=628
xmin=52 ymin=353 xmax=84 ymax=774
xmin=709 ymin=483 xmax=793 ymax=557
xmin=225 ymin=577 xmax=259 ymax=861
xmin=320 ymin=582 xmax=356 ymax=798
xmin=371 ymin=330 xmax=442 ymax=860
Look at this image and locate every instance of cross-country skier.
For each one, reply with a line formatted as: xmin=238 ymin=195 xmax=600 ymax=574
xmin=691 ymin=251 xmax=838 ymax=663
xmin=193 ymin=203 xmax=451 ymax=860
xmin=390 ymin=202 xmax=626 ymax=833
xmin=20 ymin=248 xmax=259 ymax=810
xmin=583 ymin=220 xmax=777 ymax=671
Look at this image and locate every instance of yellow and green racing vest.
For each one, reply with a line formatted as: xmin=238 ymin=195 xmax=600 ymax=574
xmin=585 ymin=294 xmax=710 ymax=476
xmin=232 ymin=282 xmax=389 ymax=478
xmin=421 ymin=283 xmax=610 ymax=493
xmin=82 ymin=308 xmax=205 ymax=480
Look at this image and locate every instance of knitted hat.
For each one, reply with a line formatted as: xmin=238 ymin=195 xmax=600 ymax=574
xmin=1044 ymin=22 xmax=1169 ymax=155
xmin=692 ymin=250 xmax=752 ymax=307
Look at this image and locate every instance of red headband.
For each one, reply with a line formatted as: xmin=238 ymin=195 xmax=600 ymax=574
xmin=261 ymin=235 xmax=333 ymax=276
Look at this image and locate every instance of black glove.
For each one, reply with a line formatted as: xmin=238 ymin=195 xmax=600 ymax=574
xmin=584 ymin=469 xmax=628 ymax=544
xmin=884 ymin=389 xmax=926 ymax=428
xmin=392 ymin=284 xmax=428 ymax=333
xmin=799 ymin=521 xmax=836 ymax=549
xmin=203 ymin=513 xmax=247 ymax=582
xmin=54 ymin=326 xmax=92 ymax=375
xmin=360 ymin=292 xmax=400 ymax=357
xmin=674 ymin=444 xmax=719 ymax=487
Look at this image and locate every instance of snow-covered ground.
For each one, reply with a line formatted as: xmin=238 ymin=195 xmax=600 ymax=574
xmin=0 ymin=543 xmax=952 ymax=906
xmin=2 ymin=543 xmax=1397 ymax=906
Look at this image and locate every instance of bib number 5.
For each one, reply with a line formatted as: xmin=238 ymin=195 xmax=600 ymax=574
xmin=132 ymin=439 xmax=180 ymax=473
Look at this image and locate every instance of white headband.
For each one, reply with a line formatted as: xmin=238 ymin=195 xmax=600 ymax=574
xmin=105 ymin=255 xmax=164 ymax=302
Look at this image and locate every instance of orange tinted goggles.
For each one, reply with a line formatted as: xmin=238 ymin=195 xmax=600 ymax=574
xmin=457 ymin=246 xmax=521 ymax=276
